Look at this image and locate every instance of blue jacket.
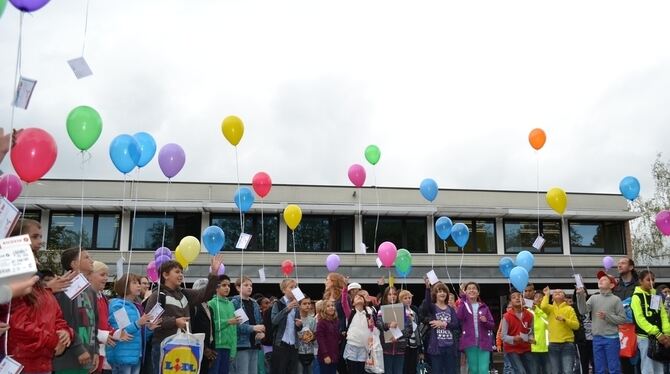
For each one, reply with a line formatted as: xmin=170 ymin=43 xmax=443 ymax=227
xmin=231 ymin=296 xmax=262 ymax=349
xmin=106 ymin=298 xmax=152 ymax=365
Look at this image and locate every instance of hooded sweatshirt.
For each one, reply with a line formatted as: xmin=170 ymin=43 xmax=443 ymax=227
xmin=630 ymin=286 xmax=670 ymax=338
xmin=530 ymin=306 xmax=549 ymax=353
xmin=208 ymin=295 xmax=237 ymax=356
xmin=540 ymin=294 xmax=579 ymax=343
xmin=576 ymin=290 xmax=627 ymax=337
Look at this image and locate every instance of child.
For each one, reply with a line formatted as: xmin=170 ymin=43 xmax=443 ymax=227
xmin=297 ymin=297 xmax=317 ymax=374
xmin=399 ymin=290 xmax=420 ymax=374
xmin=270 ymin=278 xmax=300 ymax=374
xmin=145 ymin=255 xmax=223 ymax=374
xmin=208 ymin=274 xmax=239 ymax=374
xmin=501 ymin=289 xmax=535 ymax=374
xmin=231 ymin=276 xmax=265 ymax=374
xmin=377 ymin=286 xmax=411 ymax=374
xmin=190 ymin=279 xmax=216 ymax=371
xmin=342 ymin=285 xmax=376 ymax=374
xmin=53 ymin=247 xmax=100 ymax=374
xmin=316 ymin=300 xmax=340 ymax=374
xmin=90 ymin=261 xmax=125 ymax=373
xmin=528 ymin=291 xmax=551 ymax=374
xmin=107 ymin=274 xmax=159 ymax=374
xmin=422 ymin=280 xmax=460 ymax=374
xmin=456 ymin=282 xmax=494 ymax=374
xmin=540 ymin=286 xmax=579 ymax=374
xmin=631 ymin=270 xmax=670 ymax=374
xmin=576 ymin=271 xmax=627 ymax=374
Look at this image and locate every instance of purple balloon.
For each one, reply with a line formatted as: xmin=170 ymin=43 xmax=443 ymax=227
xmin=210 ymin=264 xmax=225 ymax=276
xmin=154 ymin=246 xmax=172 ymax=260
xmin=603 ymin=256 xmax=615 ymax=271
xmin=155 ymin=254 xmax=172 ymax=268
xmin=10 ymin=0 xmax=50 ymax=12
xmin=158 ymin=143 xmax=186 ymax=179
xmin=656 ymin=210 xmax=670 ymax=236
xmin=326 ymin=253 xmax=340 ymax=272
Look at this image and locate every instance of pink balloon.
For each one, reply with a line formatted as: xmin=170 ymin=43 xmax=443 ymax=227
xmin=147 ymin=260 xmax=159 ymax=282
xmin=209 ymin=264 xmax=226 ymax=276
xmin=603 ymin=256 xmax=615 ymax=271
xmin=377 ymin=241 xmax=397 ymax=268
xmin=656 ymin=210 xmax=670 ymax=236
xmin=0 ymin=174 xmax=23 ymax=202
xmin=348 ymin=164 xmax=366 ymax=188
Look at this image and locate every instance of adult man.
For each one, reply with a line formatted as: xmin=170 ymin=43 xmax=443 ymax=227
xmin=613 ymin=257 xmax=640 ymax=374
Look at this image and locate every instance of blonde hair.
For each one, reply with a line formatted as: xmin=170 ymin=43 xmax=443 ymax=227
xmin=318 ymin=299 xmax=337 ymax=321
xmin=92 ymin=261 xmax=109 ymax=273
xmin=399 ymin=290 xmax=413 ymax=300
xmin=280 ymin=278 xmax=296 ymax=291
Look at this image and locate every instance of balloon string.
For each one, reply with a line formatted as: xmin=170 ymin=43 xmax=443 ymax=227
xmin=160 ymin=180 xmax=171 ymax=249
xmin=8 ymin=12 xmax=24 ymax=164
xmin=19 ymin=185 xmax=29 ymax=233
xmin=4 ymin=301 xmax=11 ymax=356
xmin=373 ymin=167 xmax=380 ymax=252
xmin=292 ymin=230 xmax=299 ymax=284
xmin=77 ymin=152 xmax=86 ymax=265
xmin=458 ymin=247 xmax=465 ymax=287
xmin=536 ymin=151 xmax=540 ymax=238
xmin=81 ymin=0 xmax=90 ymax=57
xmin=124 ymin=169 xmax=141 ymax=309
xmin=261 ymin=198 xmax=265 ymax=268
xmin=234 ymin=146 xmax=244 ymax=276
xmin=443 ymin=240 xmax=456 ymax=295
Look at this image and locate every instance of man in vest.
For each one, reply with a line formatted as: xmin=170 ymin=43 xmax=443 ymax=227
xmin=502 ymin=288 xmax=535 ymax=374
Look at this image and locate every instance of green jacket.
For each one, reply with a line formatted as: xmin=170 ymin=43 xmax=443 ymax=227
xmin=531 ymin=306 xmax=549 ymax=353
xmin=631 ymin=286 xmax=670 ymax=338
xmin=208 ymin=296 xmax=238 ymax=356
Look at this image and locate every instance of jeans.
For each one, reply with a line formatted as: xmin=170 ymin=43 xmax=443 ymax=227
xmin=638 ymin=337 xmax=664 ymax=374
xmin=111 ymin=365 xmax=140 ymax=374
xmin=383 ymin=354 xmax=404 ymax=374
xmin=298 ymin=354 xmax=314 ymax=374
xmin=464 ymin=347 xmax=490 ymax=374
xmin=576 ymin=340 xmax=593 ymax=374
xmin=528 ymin=352 xmax=551 ymax=374
xmin=505 ymin=352 xmax=531 ymax=374
xmin=549 ymin=342 xmax=576 ymax=374
xmin=231 ymin=349 xmax=258 ymax=374
xmin=209 ymin=348 xmax=230 ymax=374
xmin=318 ymin=362 xmax=336 ymax=374
xmin=151 ymin=343 xmax=161 ymax=374
xmin=593 ymin=336 xmax=621 ymax=374
xmin=429 ymin=345 xmax=458 ymax=374
xmin=270 ymin=344 xmax=298 ymax=374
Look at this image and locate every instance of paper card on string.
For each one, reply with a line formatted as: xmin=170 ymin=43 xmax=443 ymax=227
xmin=0 ymin=234 xmax=37 ymax=285
xmin=236 ymin=233 xmax=252 ymax=249
xmin=65 ymin=273 xmax=91 ymax=300
xmin=651 ymin=295 xmax=661 ymax=311
xmin=13 ymin=76 xmax=36 ymax=110
xmin=426 ymin=270 xmax=439 ymax=285
xmin=360 ymin=242 xmax=367 ymax=252
xmin=390 ymin=327 xmax=403 ymax=340
xmin=292 ymin=287 xmax=305 ymax=302
xmin=258 ymin=268 xmax=266 ymax=283
xmin=574 ymin=274 xmax=584 ymax=289
xmin=524 ymin=298 xmax=534 ymax=309
xmin=375 ymin=257 xmax=383 ymax=268
xmin=113 ymin=308 xmax=131 ymax=330
xmin=97 ymin=330 xmax=110 ymax=346
xmin=0 ymin=356 xmax=23 ymax=374
xmin=0 ymin=198 xmax=20 ymax=239
xmin=67 ymin=57 xmax=93 ymax=79
xmin=532 ymin=235 xmax=546 ymax=250
xmin=234 ymin=308 xmax=249 ymax=324
xmin=148 ymin=303 xmax=164 ymax=323
xmin=116 ymin=257 xmax=125 ymax=280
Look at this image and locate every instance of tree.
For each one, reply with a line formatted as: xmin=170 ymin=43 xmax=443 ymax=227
xmin=630 ymin=153 xmax=670 ymax=265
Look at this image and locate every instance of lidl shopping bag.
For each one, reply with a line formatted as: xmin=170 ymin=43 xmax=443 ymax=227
xmin=160 ymin=330 xmax=206 ymax=374
xmin=619 ymin=323 xmax=637 ymax=358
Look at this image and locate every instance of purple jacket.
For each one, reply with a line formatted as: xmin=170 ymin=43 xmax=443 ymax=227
xmin=456 ymin=295 xmax=495 ymax=351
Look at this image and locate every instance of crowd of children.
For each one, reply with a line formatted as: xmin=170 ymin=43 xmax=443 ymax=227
xmin=1 ymin=221 xmax=670 ymax=374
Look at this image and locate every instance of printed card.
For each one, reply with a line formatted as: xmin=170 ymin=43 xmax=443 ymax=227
xmin=67 ymin=57 xmax=93 ymax=79
xmin=234 ymin=308 xmax=249 ymax=324
xmin=113 ymin=308 xmax=131 ymax=330
xmin=147 ymin=303 xmax=164 ymax=323
xmin=292 ymin=287 xmax=305 ymax=302
xmin=390 ymin=327 xmax=403 ymax=339
xmin=0 ymin=234 xmax=37 ymax=284
xmin=65 ymin=273 xmax=91 ymax=300
xmin=532 ymin=235 xmax=546 ymax=250
xmin=651 ymin=295 xmax=661 ymax=311
xmin=0 ymin=356 xmax=23 ymax=374
xmin=236 ymin=233 xmax=252 ymax=249
xmin=116 ymin=257 xmax=125 ymax=280
xmin=13 ymin=76 xmax=36 ymax=109
xmin=258 ymin=267 xmax=266 ymax=283
xmin=426 ymin=270 xmax=439 ymax=285
xmin=0 ymin=198 xmax=20 ymax=239
xmin=375 ymin=257 xmax=383 ymax=268
xmin=574 ymin=274 xmax=584 ymax=289
xmin=524 ymin=298 xmax=534 ymax=309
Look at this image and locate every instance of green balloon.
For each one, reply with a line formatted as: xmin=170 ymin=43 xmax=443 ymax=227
xmin=66 ymin=106 xmax=103 ymax=151
xmin=0 ymin=0 xmax=7 ymax=19
xmin=397 ymin=248 xmax=411 ymax=259
xmin=395 ymin=250 xmax=412 ymax=273
xmin=364 ymin=144 xmax=381 ymax=165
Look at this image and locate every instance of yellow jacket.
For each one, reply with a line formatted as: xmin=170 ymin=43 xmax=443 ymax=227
xmin=540 ymin=294 xmax=580 ymax=343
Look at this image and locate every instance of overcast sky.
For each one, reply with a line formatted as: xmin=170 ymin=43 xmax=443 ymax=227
xmin=1 ymin=0 xmax=669 ymax=198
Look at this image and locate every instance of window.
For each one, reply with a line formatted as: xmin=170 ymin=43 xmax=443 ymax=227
xmin=504 ymin=220 xmax=562 ymax=254
xmin=131 ymin=213 xmax=200 ymax=251
xmin=210 ymin=214 xmax=279 ymax=251
xmin=22 ymin=210 xmax=41 ymax=222
xmin=289 ymin=215 xmax=354 ymax=252
xmin=363 ymin=216 xmax=427 ymax=253
xmin=48 ymin=212 xmax=120 ymax=250
xmin=569 ymin=221 xmax=626 ymax=254
xmin=435 ymin=219 xmax=496 ymax=253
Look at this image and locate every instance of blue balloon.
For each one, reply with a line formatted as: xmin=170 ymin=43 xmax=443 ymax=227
xmin=451 ymin=223 xmax=470 ymax=248
xmin=202 ymin=225 xmax=225 ymax=255
xmin=419 ymin=178 xmax=438 ymax=202
xmin=396 ymin=264 xmax=412 ymax=278
xmin=234 ymin=187 xmax=255 ymax=213
xmin=435 ymin=216 xmax=453 ymax=240
xmin=499 ymin=257 xmax=515 ymax=278
xmin=516 ymin=250 xmax=535 ymax=272
xmin=619 ymin=176 xmax=640 ymax=201
xmin=133 ymin=132 xmax=156 ymax=168
xmin=509 ymin=266 xmax=529 ymax=292
xmin=109 ymin=134 xmax=140 ymax=174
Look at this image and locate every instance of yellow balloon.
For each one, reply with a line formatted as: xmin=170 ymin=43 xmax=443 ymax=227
xmin=178 ymin=236 xmax=201 ymax=263
xmin=283 ymin=204 xmax=302 ymax=231
xmin=221 ymin=115 xmax=244 ymax=146
xmin=175 ymin=248 xmax=189 ymax=268
xmin=546 ymin=187 xmax=567 ymax=215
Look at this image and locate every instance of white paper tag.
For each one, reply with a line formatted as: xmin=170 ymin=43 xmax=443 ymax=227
xmin=67 ymin=57 xmax=93 ymax=79
xmin=412 ymin=321 xmax=418 ymax=331
xmin=112 ymin=329 xmax=123 ymax=340
xmin=574 ymin=274 xmax=584 ymax=289
xmin=0 ymin=356 xmax=23 ymax=374
xmin=360 ymin=242 xmax=367 ymax=252
xmin=97 ymin=329 xmax=110 ymax=345
xmin=292 ymin=287 xmax=305 ymax=302
xmin=0 ymin=234 xmax=37 ymax=283
xmin=113 ymin=308 xmax=131 ymax=330
xmin=524 ymin=298 xmax=534 ymax=309
xmin=532 ymin=235 xmax=546 ymax=250
xmin=147 ymin=303 xmax=164 ymax=323
xmin=390 ymin=327 xmax=403 ymax=339
xmin=426 ymin=270 xmax=439 ymax=285
xmin=13 ymin=76 xmax=36 ymax=110
xmin=0 ymin=198 xmax=20 ymax=239
xmin=236 ymin=233 xmax=252 ymax=250
xmin=651 ymin=295 xmax=661 ymax=311
xmin=234 ymin=308 xmax=249 ymax=324
xmin=258 ymin=267 xmax=266 ymax=283
xmin=116 ymin=257 xmax=125 ymax=281
xmin=375 ymin=257 xmax=383 ymax=268
xmin=65 ymin=273 xmax=91 ymax=300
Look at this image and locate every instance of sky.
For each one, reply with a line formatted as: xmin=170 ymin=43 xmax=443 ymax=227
xmin=1 ymin=0 xmax=670 ymax=198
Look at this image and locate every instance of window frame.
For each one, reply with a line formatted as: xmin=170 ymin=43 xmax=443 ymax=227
xmin=434 ymin=218 xmax=497 ymax=254
xmin=363 ymin=215 xmax=428 ymax=253
xmin=210 ymin=213 xmax=280 ymax=252
xmin=48 ymin=211 xmax=121 ymax=250
xmin=503 ymin=219 xmax=563 ymax=254
xmin=289 ymin=214 xmax=355 ymax=253
xmin=568 ymin=220 xmax=626 ymax=255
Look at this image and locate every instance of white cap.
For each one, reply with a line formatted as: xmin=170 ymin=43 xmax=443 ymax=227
xmin=347 ymin=282 xmax=362 ymax=291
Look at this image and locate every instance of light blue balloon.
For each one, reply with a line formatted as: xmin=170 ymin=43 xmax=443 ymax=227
xmin=396 ymin=264 xmax=412 ymax=278
xmin=202 ymin=225 xmax=225 ymax=255
xmin=435 ymin=216 xmax=453 ymax=241
xmin=234 ymin=187 xmax=255 ymax=213
xmin=133 ymin=132 xmax=156 ymax=168
xmin=516 ymin=250 xmax=535 ymax=272
xmin=419 ymin=178 xmax=438 ymax=202
xmin=451 ymin=223 xmax=470 ymax=248
xmin=109 ymin=134 xmax=140 ymax=174
xmin=509 ymin=266 xmax=529 ymax=292
xmin=619 ymin=176 xmax=640 ymax=201
xmin=499 ymin=257 xmax=515 ymax=278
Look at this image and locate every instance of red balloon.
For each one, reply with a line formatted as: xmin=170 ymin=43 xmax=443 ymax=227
xmin=281 ymin=259 xmax=294 ymax=276
xmin=10 ymin=128 xmax=57 ymax=183
xmin=252 ymin=171 xmax=272 ymax=198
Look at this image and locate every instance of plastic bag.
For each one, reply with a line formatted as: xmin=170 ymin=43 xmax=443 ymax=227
xmin=619 ymin=323 xmax=637 ymax=358
xmin=364 ymin=327 xmax=384 ymax=374
xmin=160 ymin=329 xmax=206 ymax=374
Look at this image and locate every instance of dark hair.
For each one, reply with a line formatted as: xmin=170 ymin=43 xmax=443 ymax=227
xmin=464 ymin=281 xmax=480 ymax=293
xmin=115 ymin=274 xmax=140 ymax=297
xmin=622 ymin=257 xmax=639 ymax=279
xmin=159 ymin=260 xmax=183 ymax=283
xmin=218 ymin=275 xmax=231 ymax=284
xmin=525 ymin=283 xmax=535 ymax=290
xmin=381 ymin=286 xmax=398 ymax=305
xmin=431 ymin=282 xmax=450 ymax=303
xmin=639 ymin=270 xmax=655 ymax=284
xmin=40 ymin=270 xmax=55 ymax=279
xmin=61 ymin=247 xmax=85 ymax=272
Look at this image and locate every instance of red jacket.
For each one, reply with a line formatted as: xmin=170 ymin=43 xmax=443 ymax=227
xmin=502 ymin=308 xmax=533 ymax=354
xmin=96 ymin=293 xmax=116 ymax=373
xmin=8 ymin=287 xmax=73 ymax=372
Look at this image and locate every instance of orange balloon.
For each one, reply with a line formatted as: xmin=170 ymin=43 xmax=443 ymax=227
xmin=528 ymin=128 xmax=546 ymax=150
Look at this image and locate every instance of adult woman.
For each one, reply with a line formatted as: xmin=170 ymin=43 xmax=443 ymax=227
xmin=631 ymin=270 xmax=670 ymax=374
